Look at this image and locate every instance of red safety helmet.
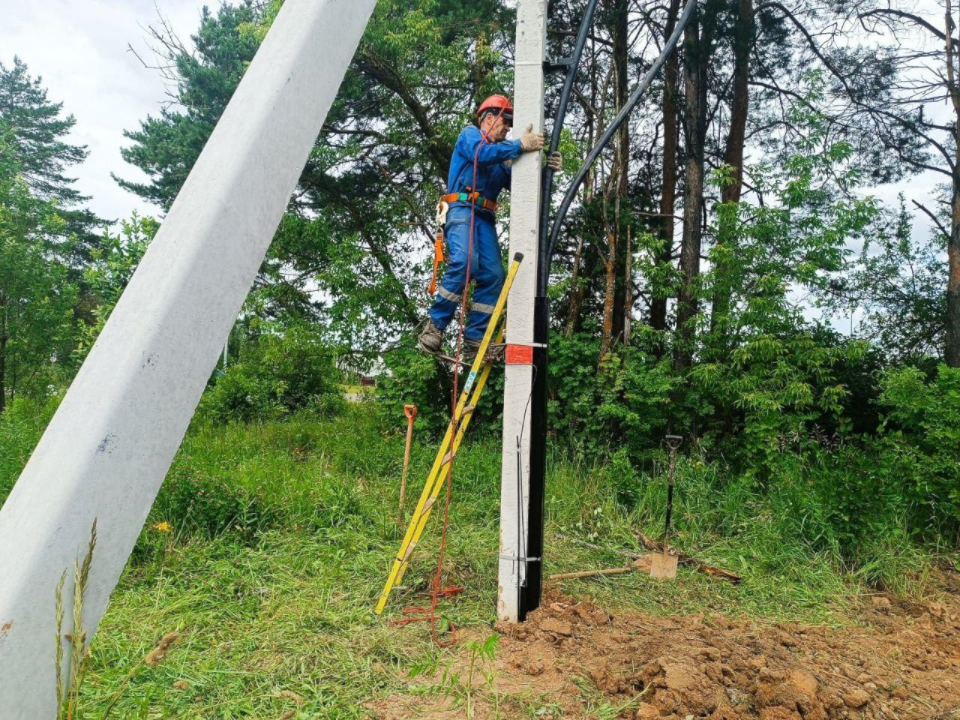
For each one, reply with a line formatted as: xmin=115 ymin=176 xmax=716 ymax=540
xmin=476 ymin=94 xmax=514 ymax=124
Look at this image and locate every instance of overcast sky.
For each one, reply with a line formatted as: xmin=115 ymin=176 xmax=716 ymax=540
xmin=0 ymin=0 xmax=207 ymax=223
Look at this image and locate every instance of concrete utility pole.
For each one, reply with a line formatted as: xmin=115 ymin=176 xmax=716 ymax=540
xmin=0 ymin=0 xmax=376 ymax=714
xmin=498 ymin=0 xmax=548 ymax=623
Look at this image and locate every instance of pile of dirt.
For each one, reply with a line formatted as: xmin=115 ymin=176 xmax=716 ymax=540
xmin=373 ymin=574 xmax=960 ymax=719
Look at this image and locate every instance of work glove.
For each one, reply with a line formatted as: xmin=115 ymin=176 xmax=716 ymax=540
xmin=547 ymin=151 xmax=563 ymax=172
xmin=520 ymin=123 xmax=545 ymax=152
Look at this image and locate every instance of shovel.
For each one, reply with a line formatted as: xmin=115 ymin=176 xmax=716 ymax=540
xmin=650 ymin=434 xmax=683 ymax=580
xmin=397 ymin=404 xmax=417 ymax=525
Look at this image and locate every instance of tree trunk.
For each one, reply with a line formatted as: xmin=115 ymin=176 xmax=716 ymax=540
xmin=610 ymin=0 xmax=631 ymax=343
xmin=949 ymin=177 xmax=960 ymax=366
xmin=565 ymin=38 xmax=600 ymax=338
xmin=623 ymin=225 xmax=632 ymax=346
xmin=710 ymin=0 xmax=753 ymax=341
xmin=946 ymin=0 xmax=960 ymax=366
xmin=600 ymin=232 xmax=617 ymax=360
xmin=674 ymin=0 xmax=711 ymax=371
xmin=565 ymin=234 xmax=586 ymax=337
xmin=651 ymin=0 xmax=682 ymax=340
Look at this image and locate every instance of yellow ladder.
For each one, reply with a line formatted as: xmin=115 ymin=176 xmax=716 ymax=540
xmin=375 ymin=252 xmax=524 ymax=615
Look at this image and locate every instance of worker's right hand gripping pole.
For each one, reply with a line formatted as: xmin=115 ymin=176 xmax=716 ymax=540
xmin=498 ymin=0 xmax=548 ymax=623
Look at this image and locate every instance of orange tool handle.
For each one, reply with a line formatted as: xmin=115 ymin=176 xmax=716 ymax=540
xmin=428 ymin=232 xmax=446 ymax=295
xmin=404 ymin=404 xmax=418 ymax=421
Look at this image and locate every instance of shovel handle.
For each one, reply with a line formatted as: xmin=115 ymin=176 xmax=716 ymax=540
xmin=663 ymin=437 xmax=681 ymax=549
xmin=663 ymin=478 xmax=674 ymax=547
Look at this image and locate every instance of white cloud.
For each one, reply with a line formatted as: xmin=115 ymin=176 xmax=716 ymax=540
xmin=0 ymin=0 xmax=208 ymax=223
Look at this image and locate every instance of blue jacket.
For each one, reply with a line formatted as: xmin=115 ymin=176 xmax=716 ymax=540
xmin=447 ymin=126 xmax=523 ymax=208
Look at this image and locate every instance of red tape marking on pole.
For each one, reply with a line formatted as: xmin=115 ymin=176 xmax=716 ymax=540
xmin=505 ymin=344 xmax=534 ymax=365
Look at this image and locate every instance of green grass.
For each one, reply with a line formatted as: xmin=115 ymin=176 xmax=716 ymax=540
xmin=0 ymin=401 xmax=947 ymax=718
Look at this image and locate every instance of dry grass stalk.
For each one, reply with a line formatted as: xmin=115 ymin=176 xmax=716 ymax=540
xmin=101 ymin=630 xmax=182 ymax=719
xmin=53 ymin=520 xmax=97 ymax=720
xmin=54 ymin=570 xmax=66 ymax=716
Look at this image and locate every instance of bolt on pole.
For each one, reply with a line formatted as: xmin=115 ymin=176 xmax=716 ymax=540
xmin=0 ymin=0 xmax=377 ymax=715
xmin=498 ymin=0 xmax=548 ymax=623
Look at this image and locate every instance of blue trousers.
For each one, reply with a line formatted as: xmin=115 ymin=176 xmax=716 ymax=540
xmin=428 ymin=205 xmax=505 ymax=341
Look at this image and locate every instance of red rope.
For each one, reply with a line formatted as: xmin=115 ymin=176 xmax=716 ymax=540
xmin=391 ymin=131 xmax=490 ymax=647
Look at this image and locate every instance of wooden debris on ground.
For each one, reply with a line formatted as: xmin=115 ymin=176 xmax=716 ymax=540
xmin=548 ymin=533 xmax=743 ymax=584
xmin=550 ymin=556 xmax=652 ymax=581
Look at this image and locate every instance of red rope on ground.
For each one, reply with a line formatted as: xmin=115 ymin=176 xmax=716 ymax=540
xmin=391 ymin=132 xmax=489 ymax=647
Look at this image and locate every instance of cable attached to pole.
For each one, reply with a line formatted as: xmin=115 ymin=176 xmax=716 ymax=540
xmin=517 ymin=0 xmax=698 ymax=620
xmin=544 ymin=0 xmax=698 ymax=271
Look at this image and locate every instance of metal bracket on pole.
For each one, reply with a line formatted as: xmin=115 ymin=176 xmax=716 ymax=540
xmin=0 ymin=0 xmax=377 ymax=714
xmin=543 ymin=56 xmax=574 ymax=74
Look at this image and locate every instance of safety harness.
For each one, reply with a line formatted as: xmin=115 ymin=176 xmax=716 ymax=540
xmin=428 ymin=129 xmax=500 ymax=296
xmin=428 ymin=192 xmax=499 ymax=296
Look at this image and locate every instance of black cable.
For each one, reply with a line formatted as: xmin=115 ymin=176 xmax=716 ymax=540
xmin=538 ymin=0 xmax=603 ymax=294
xmin=515 ymin=364 xmax=537 ymax=609
xmin=544 ymin=0 xmax=698 ymax=272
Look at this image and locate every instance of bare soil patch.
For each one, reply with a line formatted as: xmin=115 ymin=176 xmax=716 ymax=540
xmin=372 ymin=573 xmax=960 ymax=719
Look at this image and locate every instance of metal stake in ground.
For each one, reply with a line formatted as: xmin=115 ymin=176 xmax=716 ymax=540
xmin=651 ymin=434 xmax=683 ymax=580
xmin=398 ymin=405 xmax=418 ymax=525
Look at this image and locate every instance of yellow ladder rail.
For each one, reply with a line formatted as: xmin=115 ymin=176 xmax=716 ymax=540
xmin=392 ymin=322 xmax=504 ymax=589
xmin=375 ymin=253 xmax=523 ymax=615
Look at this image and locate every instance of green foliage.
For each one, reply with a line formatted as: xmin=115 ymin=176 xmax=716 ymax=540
xmin=549 ymin=330 xmax=676 ymax=458
xmin=197 ymin=325 xmax=345 ymax=424
xmin=376 ymin=341 xmax=453 ymax=435
xmin=875 ymin=365 xmax=960 ymax=537
xmin=0 ymin=394 xmax=60 ymax=504
xmin=843 ymin=196 xmax=946 ymax=361
xmin=376 ymin=335 xmax=506 ymax=437
xmin=150 ymin=463 xmax=273 ymax=543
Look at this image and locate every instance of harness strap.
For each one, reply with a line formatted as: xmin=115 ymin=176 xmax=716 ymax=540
xmin=429 ymin=201 xmax=450 ymax=296
xmin=440 ymin=191 xmax=498 ymax=213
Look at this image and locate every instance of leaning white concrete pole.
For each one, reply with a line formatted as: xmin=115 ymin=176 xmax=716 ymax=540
xmin=0 ymin=0 xmax=376 ymax=714
xmin=498 ymin=0 xmax=548 ymax=623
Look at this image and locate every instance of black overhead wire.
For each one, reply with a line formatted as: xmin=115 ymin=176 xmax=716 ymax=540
xmin=542 ymin=0 xmax=699 ymax=286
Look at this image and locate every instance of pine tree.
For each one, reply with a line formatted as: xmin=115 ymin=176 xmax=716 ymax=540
xmin=0 ymin=57 xmax=105 ymax=264
xmin=0 ymin=124 xmax=78 ymax=412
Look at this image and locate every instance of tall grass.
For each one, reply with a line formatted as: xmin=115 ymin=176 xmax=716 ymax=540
xmin=0 ymin=398 xmax=947 ymax=717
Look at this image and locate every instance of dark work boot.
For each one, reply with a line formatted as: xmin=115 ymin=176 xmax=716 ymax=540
xmin=418 ymin=320 xmax=444 ymax=354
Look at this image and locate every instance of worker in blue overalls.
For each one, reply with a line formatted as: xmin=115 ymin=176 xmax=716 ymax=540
xmin=419 ymin=94 xmax=561 ymax=362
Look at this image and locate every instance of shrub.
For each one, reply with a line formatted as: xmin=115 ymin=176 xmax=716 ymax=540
xmin=874 ymin=364 xmax=960 ymax=539
xmin=151 ymin=465 xmax=275 ymax=541
xmin=376 ymin=336 xmax=505 ymax=437
xmin=548 ymin=330 xmax=677 ymax=459
xmin=198 ymin=325 xmax=345 ymax=424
